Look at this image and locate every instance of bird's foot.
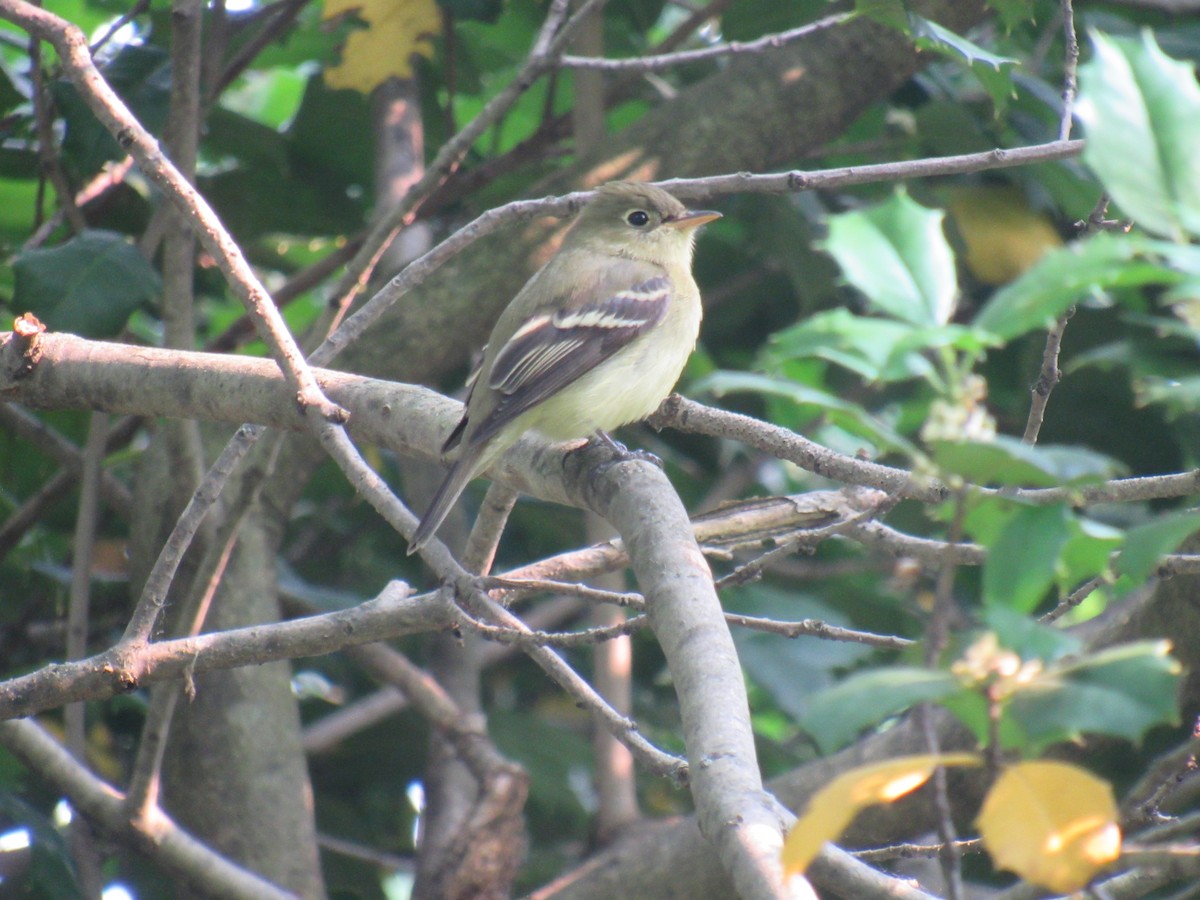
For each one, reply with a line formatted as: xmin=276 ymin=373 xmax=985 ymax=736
xmin=590 ymin=431 xmax=663 ymax=469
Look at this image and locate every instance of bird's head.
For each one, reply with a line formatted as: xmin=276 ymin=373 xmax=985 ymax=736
xmin=565 ymin=181 xmax=721 ymax=262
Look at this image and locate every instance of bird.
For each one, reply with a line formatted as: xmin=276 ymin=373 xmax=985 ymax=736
xmin=408 ymin=181 xmax=721 ymax=554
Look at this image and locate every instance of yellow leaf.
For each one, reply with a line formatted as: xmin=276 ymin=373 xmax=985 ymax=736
xmin=945 ymin=185 xmax=1063 ymax=285
xmin=781 ymin=753 xmax=981 ymax=877
xmin=322 ymin=0 xmax=441 ymax=93
xmin=977 ymin=760 xmax=1121 ymax=893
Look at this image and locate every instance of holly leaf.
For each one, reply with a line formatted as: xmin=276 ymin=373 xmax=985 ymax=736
xmin=823 ymin=191 xmax=958 ymax=326
xmin=13 ymin=230 xmax=160 ymax=337
xmin=1077 ymin=31 xmax=1200 ymax=241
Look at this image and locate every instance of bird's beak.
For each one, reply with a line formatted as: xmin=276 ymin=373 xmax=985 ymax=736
xmin=666 ymin=209 xmax=722 ymax=230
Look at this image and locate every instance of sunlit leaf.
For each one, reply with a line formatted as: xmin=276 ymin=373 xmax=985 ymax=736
xmin=1077 ymin=31 xmax=1200 ymax=241
xmin=782 ymin=754 xmax=981 ymax=876
xmin=977 ymin=761 xmax=1121 ymax=892
xmin=323 ymin=0 xmax=442 ymax=92
xmin=823 ymin=191 xmax=958 ymax=326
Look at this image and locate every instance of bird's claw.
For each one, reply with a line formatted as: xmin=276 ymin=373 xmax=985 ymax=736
xmin=590 ymin=432 xmax=663 ymax=469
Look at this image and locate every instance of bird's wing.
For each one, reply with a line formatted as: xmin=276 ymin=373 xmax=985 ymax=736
xmin=466 ymin=265 xmax=673 ymax=447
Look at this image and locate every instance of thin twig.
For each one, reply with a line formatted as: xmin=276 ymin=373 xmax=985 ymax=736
xmin=0 ymin=580 xmax=439 ymax=720
xmin=455 ymin=590 xmax=686 ymax=781
xmin=1040 ymin=573 xmax=1107 ymax=623
xmin=126 ymin=491 xmax=254 ymax=818
xmin=1122 ymin=722 xmax=1200 ymax=826
xmin=63 ymin=411 xmax=108 ymax=897
xmin=121 ymin=425 xmax=264 ymax=644
xmin=491 ymin=574 xmax=912 ymax=648
xmin=560 ymin=14 xmax=850 ymax=70
xmin=714 ymin=494 xmax=900 ymax=589
xmin=317 ymin=832 xmax=413 ymax=871
xmin=1021 ymin=308 xmax=1073 ymax=444
xmin=207 ymin=0 xmax=309 ymax=100
xmin=456 ymin=606 xmax=647 ymax=649
xmin=29 ymin=37 xmax=87 ymax=235
xmin=299 ymin=597 xmax=585 ymax=753
xmin=919 ymin=488 xmax=968 ymax=900
xmin=1058 ymin=0 xmax=1079 ymax=141
xmin=854 ymin=838 xmax=984 ymax=864
xmin=89 ymin=0 xmax=150 ymax=54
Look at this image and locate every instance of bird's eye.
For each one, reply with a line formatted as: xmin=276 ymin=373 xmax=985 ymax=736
xmin=626 ymin=210 xmax=651 ymax=227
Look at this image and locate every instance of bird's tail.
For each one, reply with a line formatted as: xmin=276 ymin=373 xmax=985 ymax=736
xmin=407 ymin=447 xmax=484 ymax=555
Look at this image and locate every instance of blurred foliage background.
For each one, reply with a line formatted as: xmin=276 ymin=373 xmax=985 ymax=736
xmin=2 ymin=0 xmax=1200 ymax=896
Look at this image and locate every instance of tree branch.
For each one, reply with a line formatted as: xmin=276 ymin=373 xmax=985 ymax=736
xmin=0 ymin=718 xmax=295 ymax=899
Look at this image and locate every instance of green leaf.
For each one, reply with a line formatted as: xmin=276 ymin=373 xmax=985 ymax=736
xmin=823 ymin=191 xmax=958 ymax=326
xmin=728 ymin=587 xmax=873 ymax=723
xmin=983 ymin=505 xmax=1072 ymax=612
xmin=1007 ymin=641 xmax=1182 ymax=753
xmin=218 ymin=66 xmax=308 ymax=130
xmin=987 ymin=0 xmax=1035 ymax=29
xmin=1137 ymin=375 xmax=1200 ymax=419
xmin=1116 ymin=510 xmax=1200 ymax=582
xmin=913 ymin=17 xmax=1015 ymax=69
xmin=854 ymin=0 xmax=908 ymax=30
xmin=12 ymin=230 xmax=161 ymax=337
xmin=1058 ymin=517 xmax=1123 ymax=595
xmin=767 ymin=309 xmax=997 ymax=385
xmin=984 ymin=607 xmax=1081 ymax=664
xmin=940 ymin=688 xmax=1027 ymax=748
xmin=767 ymin=310 xmax=921 ymax=382
xmin=974 ymin=232 xmax=1180 ymax=341
xmin=0 ymin=178 xmax=44 ymax=241
xmin=694 ymin=370 xmax=916 ymax=453
xmin=911 ymin=16 xmax=1018 ymax=110
xmin=1077 ymin=31 xmax=1200 ymax=241
xmin=929 ymin=435 xmax=1124 ymax=488
xmin=800 ymin=667 xmax=961 ymax=754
